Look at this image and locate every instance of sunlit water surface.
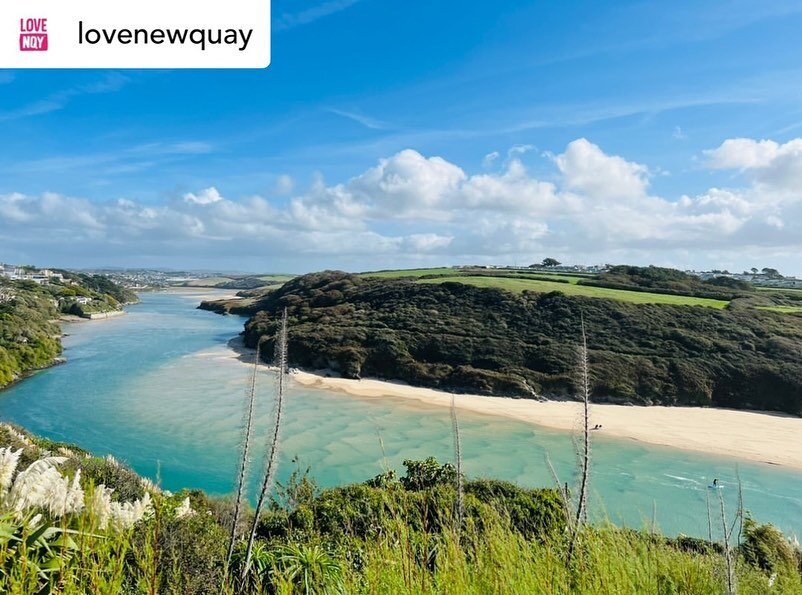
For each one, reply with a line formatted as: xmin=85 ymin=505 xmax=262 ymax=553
xmin=1 ymin=291 xmax=800 ymax=539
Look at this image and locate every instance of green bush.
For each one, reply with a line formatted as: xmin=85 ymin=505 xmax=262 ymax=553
xmin=68 ymin=456 xmax=146 ymax=502
xmin=464 ymin=479 xmax=566 ymax=540
xmin=400 ymin=457 xmax=457 ymax=491
xmin=311 ymin=484 xmax=392 ymax=540
xmin=740 ymin=516 xmax=800 ymax=574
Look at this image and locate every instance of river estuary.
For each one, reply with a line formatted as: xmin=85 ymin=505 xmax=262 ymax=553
xmin=1 ymin=290 xmax=800 ymax=539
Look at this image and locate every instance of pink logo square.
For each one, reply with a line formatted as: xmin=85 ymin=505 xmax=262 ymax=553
xmin=19 ymin=18 xmax=48 ymax=52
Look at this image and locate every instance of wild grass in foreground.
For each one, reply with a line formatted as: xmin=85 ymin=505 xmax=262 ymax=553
xmin=0 ymin=421 xmax=800 ymax=594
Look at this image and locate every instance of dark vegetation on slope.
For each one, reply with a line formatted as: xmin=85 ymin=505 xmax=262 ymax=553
xmin=578 ymin=265 xmax=756 ymax=299
xmin=0 ymin=274 xmax=135 ymax=388
xmin=232 ymin=270 xmax=802 ymax=415
xmin=199 ymin=286 xmax=278 ymax=317
xmin=0 ymin=282 xmax=61 ymax=387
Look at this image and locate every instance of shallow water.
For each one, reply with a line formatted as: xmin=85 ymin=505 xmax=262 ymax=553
xmin=1 ymin=291 xmax=800 ymax=539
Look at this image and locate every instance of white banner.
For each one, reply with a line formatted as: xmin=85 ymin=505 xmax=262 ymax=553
xmin=0 ymin=0 xmax=270 ymax=68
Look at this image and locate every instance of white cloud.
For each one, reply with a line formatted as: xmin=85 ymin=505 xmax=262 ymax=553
xmin=703 ymin=137 xmax=802 ymax=195
xmin=346 ymin=149 xmax=467 ymax=219
xmin=508 ymin=144 xmax=534 ymax=157
xmin=275 ymin=175 xmax=295 ymax=195
xmin=701 ymin=137 xmax=802 ymax=218
xmin=3 ymin=137 xmax=802 ymax=272
xmin=460 ymin=159 xmax=560 ymax=214
xmin=183 ymin=187 xmax=224 ymax=205
xmin=0 ymin=73 xmax=130 ymax=123
xmin=403 ymin=233 xmax=454 ymax=252
xmin=275 ymin=0 xmax=363 ymax=31
xmin=326 ymin=108 xmax=387 ymax=130
xmin=552 ymin=138 xmax=651 ymax=202
xmin=704 ymin=138 xmax=784 ymax=169
xmin=482 ymin=151 xmax=500 ymax=168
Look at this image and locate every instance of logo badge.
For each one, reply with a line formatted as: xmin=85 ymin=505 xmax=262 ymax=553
xmin=19 ymin=18 xmax=48 ymax=51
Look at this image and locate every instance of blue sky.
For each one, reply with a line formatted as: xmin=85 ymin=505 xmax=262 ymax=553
xmin=2 ymin=0 xmax=802 ymax=274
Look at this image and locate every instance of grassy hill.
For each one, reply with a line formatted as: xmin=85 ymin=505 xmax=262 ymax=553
xmin=419 ymin=275 xmax=730 ymax=307
xmin=362 ymin=265 xmax=784 ymax=308
xmin=235 ymin=269 xmax=802 ymax=414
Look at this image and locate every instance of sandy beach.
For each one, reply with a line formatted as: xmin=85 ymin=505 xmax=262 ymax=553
xmin=219 ymin=335 xmax=802 ymax=470
xmin=287 ymin=370 xmax=802 ymax=470
xmin=164 ymin=287 xmax=243 ymax=302
xmin=58 ymin=310 xmax=126 ymax=323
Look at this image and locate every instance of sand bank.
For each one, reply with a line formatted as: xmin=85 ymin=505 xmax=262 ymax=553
xmin=166 ymin=287 xmax=243 ymax=302
xmin=219 ymin=335 xmax=802 ymax=470
xmin=58 ymin=310 xmax=126 ymax=323
xmin=289 ymin=370 xmax=802 ymax=470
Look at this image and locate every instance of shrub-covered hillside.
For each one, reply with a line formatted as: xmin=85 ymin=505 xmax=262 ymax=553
xmin=0 ymin=281 xmax=61 ymax=387
xmin=578 ymin=265 xmax=756 ymax=298
xmin=239 ymin=270 xmax=802 ymax=415
xmin=0 ymin=274 xmax=136 ymax=388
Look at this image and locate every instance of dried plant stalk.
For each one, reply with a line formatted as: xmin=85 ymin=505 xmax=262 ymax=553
xmin=569 ymin=316 xmax=592 ymax=559
xmin=450 ymin=393 xmax=464 ymax=530
xmin=241 ymin=309 xmax=288 ymax=582
xmin=223 ymin=340 xmax=261 ymax=585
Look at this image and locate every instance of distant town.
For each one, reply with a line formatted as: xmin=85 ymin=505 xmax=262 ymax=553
xmin=2 ymin=260 xmax=801 ymax=290
xmin=1 ymin=264 xmax=69 ymax=285
xmin=0 ymin=264 xmax=224 ymax=290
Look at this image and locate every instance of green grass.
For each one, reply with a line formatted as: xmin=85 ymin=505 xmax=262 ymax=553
xmin=363 ymin=268 xmax=737 ymax=308
xmin=508 ymin=271 xmax=585 ymax=284
xmin=756 ymin=306 xmax=802 ymax=314
xmin=362 ymin=268 xmax=590 ymax=283
xmin=362 ymin=267 xmax=460 ymax=278
xmin=256 ymin=275 xmax=296 ymax=284
xmin=419 ymin=276 xmax=731 ymax=308
xmin=338 ymin=523 xmax=795 ymax=595
xmin=6 ymin=499 xmax=796 ymax=595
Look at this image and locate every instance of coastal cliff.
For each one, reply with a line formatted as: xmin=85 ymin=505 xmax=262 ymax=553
xmin=237 ymin=270 xmax=802 ymax=415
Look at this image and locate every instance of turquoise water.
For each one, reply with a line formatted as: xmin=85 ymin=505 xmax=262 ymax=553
xmin=0 ymin=290 xmax=800 ymax=539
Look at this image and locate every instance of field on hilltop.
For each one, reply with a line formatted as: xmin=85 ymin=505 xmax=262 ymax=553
xmin=419 ymin=275 xmax=730 ymax=308
xmin=362 ymin=265 xmax=757 ymax=308
xmin=363 ymin=267 xmax=461 ymax=278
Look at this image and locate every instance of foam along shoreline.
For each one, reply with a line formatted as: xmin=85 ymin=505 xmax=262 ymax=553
xmin=288 ymin=370 xmax=802 ymax=471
